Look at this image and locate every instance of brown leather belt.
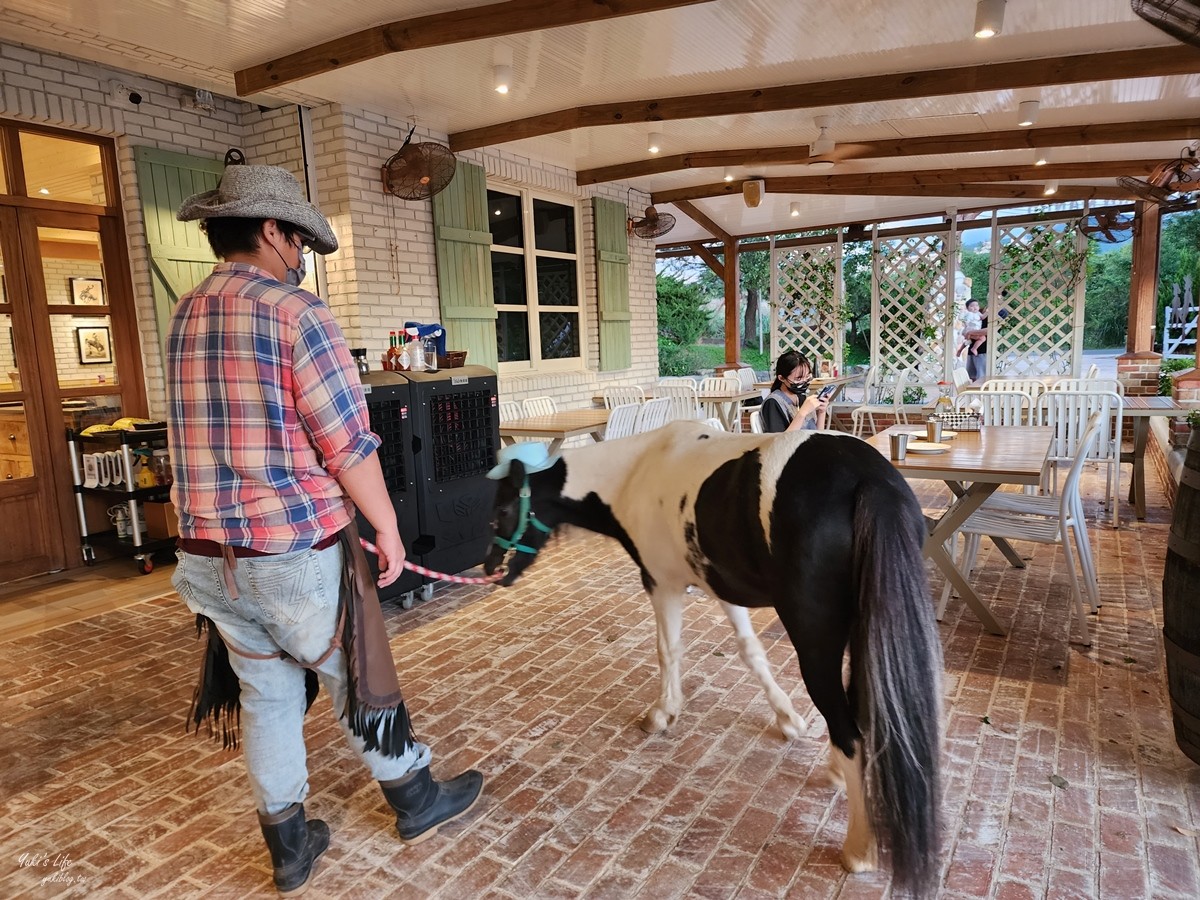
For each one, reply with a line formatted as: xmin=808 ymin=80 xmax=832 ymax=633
xmin=177 ymin=531 xmax=340 ymax=558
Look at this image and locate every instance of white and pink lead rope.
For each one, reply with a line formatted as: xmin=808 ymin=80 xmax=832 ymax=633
xmin=359 ymin=538 xmax=503 ymax=584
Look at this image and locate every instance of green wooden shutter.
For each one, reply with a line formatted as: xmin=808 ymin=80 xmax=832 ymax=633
xmin=432 ymin=161 xmax=498 ymax=371
xmin=593 ymin=197 xmax=632 ymax=371
xmin=133 ymin=147 xmax=223 ymax=355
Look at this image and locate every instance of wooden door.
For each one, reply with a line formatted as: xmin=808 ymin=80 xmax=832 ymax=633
xmin=0 ymin=207 xmax=146 ymax=582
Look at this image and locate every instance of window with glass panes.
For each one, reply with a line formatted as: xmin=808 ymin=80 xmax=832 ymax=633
xmin=488 ymin=188 xmax=582 ymax=369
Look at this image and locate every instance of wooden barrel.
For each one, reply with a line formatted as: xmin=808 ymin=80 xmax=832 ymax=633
xmin=1164 ymin=424 xmax=1200 ymax=765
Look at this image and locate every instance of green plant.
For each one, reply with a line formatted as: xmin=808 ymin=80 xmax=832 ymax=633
xmin=998 ymin=223 xmax=1088 ymax=296
xmin=1160 ymin=357 xmax=1195 ymax=396
xmin=1188 ymin=409 xmax=1200 ymax=429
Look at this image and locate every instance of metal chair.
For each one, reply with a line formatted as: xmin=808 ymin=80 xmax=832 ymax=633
xmin=980 ymin=378 xmax=1047 ymax=408
xmin=634 ymin=397 xmax=671 ymax=433
xmin=948 ymin=412 xmax=1103 ymax=645
xmin=498 ymin=401 xmax=522 ymax=422
xmin=521 ymin=396 xmax=557 ymax=417
xmin=957 ymin=389 xmax=1032 ymax=426
xmin=850 ymin=366 xmax=913 ymax=437
xmin=656 ymin=383 xmax=702 ymax=422
xmin=1049 ymin=378 xmax=1123 ymax=396
xmin=602 ymin=385 xmax=646 ymax=409
xmin=1035 ymin=389 xmax=1122 ymax=528
xmin=604 ymin=402 xmax=640 ymax=440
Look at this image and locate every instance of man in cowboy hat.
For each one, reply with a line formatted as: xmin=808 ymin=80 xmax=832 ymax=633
xmin=168 ymin=164 xmax=482 ymax=896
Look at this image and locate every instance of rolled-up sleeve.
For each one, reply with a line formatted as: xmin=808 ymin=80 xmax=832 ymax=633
xmin=291 ymin=304 xmax=381 ymax=476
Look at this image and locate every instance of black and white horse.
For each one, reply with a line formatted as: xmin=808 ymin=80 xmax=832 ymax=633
xmin=484 ymin=421 xmax=943 ymax=894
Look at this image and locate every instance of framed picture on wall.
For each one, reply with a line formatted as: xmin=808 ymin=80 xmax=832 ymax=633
xmin=70 ymin=277 xmax=105 ymax=306
xmin=76 ymin=326 xmax=112 ymax=365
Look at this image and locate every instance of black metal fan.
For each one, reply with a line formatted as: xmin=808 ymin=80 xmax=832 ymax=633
xmin=1132 ymin=0 xmax=1200 ymax=48
xmin=1117 ymin=146 xmax=1198 ymax=207
xmin=381 ymin=125 xmax=457 ymax=201
xmin=627 ymin=205 xmax=676 ymax=240
xmin=1078 ymin=209 xmax=1135 ymax=243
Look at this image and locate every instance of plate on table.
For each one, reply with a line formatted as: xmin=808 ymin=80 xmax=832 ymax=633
xmin=906 ymin=441 xmax=952 ymax=453
xmin=908 ymin=429 xmax=957 ymax=440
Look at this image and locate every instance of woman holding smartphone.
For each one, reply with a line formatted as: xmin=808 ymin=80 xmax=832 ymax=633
xmin=761 ymin=350 xmax=830 ymax=433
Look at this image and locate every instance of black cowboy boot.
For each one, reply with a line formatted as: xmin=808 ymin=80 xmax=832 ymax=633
xmin=379 ymin=766 xmax=484 ymax=844
xmin=257 ymin=803 xmax=330 ymax=897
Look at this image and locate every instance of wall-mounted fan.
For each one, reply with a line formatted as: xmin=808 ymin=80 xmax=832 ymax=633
xmin=1132 ymin=0 xmax=1200 ymax=48
xmin=1078 ymin=209 xmax=1135 ymax=243
xmin=381 ymin=125 xmax=457 ymax=201
xmin=1116 ymin=147 xmax=1198 ymax=208
xmin=628 ymin=205 xmax=676 ymax=239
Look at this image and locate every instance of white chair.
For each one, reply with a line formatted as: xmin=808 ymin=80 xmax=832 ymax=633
xmin=851 ymin=366 xmax=913 ymax=437
xmin=1035 ymin=389 xmax=1122 ymax=528
xmin=634 ymin=397 xmax=671 ymax=433
xmin=958 ymin=389 xmax=1032 ymax=426
xmin=657 ymin=383 xmax=702 ymax=422
xmin=657 ymin=377 xmax=695 ymax=386
xmin=947 ymin=413 xmax=1103 ymax=646
xmin=698 ymin=376 xmax=738 ymax=429
xmin=602 ymin=385 xmax=645 ymax=409
xmin=749 ymin=409 xmax=764 ymax=434
xmin=981 ymin=378 xmax=1047 ymax=409
xmin=1083 ymin=362 xmax=1100 ymax=380
xmin=703 ymin=417 xmax=727 ymax=431
xmin=522 ymin=396 xmax=557 ymax=417
xmin=605 ymin=402 xmax=640 ymax=440
xmin=951 ymin=366 xmax=972 ymax=395
xmin=498 ymin=401 xmax=522 ymax=422
xmin=1049 ymin=378 xmax=1123 ymax=396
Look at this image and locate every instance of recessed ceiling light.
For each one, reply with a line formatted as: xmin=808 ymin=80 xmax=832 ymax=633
xmin=647 ymin=132 xmax=663 ymax=155
xmin=493 ymin=208 xmax=501 ymax=216
xmin=974 ymin=0 xmax=1005 ymax=38
xmin=493 ymin=64 xmax=512 ymax=94
xmin=723 ymin=167 xmax=735 ymax=182
xmin=1018 ymin=100 xmax=1039 ymax=127
xmin=1034 ymin=148 xmax=1049 ymax=166
xmin=1042 ymin=179 xmax=1058 ymax=196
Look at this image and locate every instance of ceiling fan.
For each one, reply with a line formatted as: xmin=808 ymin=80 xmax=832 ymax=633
xmin=1116 ymin=146 xmax=1198 ymax=208
xmin=1132 ymin=0 xmax=1200 ymax=48
xmin=1077 ymin=208 xmax=1135 ymax=244
xmin=805 ymin=116 xmax=875 ymax=168
xmin=627 ymin=205 xmax=676 ymax=240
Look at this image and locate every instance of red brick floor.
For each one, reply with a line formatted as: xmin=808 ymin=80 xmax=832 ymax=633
xmin=2 ymin=469 xmax=1199 ymax=898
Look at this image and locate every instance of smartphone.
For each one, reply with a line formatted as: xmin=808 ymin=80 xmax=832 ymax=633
xmin=817 ymin=384 xmax=837 ymax=400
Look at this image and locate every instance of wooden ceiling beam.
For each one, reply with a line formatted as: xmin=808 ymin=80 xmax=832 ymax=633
xmin=450 ymin=45 xmax=1200 ymax=151
xmin=577 ymin=118 xmax=1200 ymax=185
xmin=688 ymin=241 xmax=724 ymax=278
xmin=809 ymin=184 xmax=1137 ymax=200
xmin=672 ymin=199 xmax=732 ymax=243
xmin=234 ymin=0 xmax=716 ymax=95
xmin=650 ymin=159 xmax=1161 ymax=204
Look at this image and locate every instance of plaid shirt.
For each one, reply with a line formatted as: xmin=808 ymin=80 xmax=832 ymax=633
xmin=166 ymin=262 xmax=380 ymax=553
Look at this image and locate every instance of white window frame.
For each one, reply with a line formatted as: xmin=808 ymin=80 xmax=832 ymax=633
xmin=488 ymin=184 xmax=585 ymax=374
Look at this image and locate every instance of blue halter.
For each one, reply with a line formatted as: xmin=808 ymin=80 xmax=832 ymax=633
xmin=492 ymin=479 xmax=553 ymax=557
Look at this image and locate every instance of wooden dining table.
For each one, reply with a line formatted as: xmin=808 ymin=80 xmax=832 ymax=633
xmin=865 ymin=424 xmax=1054 ymax=636
xmin=1121 ymin=395 xmax=1189 ymax=520
xmin=498 ymin=408 xmax=611 ymax=455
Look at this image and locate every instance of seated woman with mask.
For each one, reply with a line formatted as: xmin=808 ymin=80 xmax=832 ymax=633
xmin=761 ymin=350 xmax=829 ymax=433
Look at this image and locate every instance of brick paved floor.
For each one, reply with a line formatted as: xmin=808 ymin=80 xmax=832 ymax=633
xmin=1 ymin=469 xmax=1199 ymax=899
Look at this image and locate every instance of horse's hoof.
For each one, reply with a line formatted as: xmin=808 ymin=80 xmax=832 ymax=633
xmin=827 ymin=764 xmax=845 ymax=790
xmin=840 ymin=845 xmax=878 ymax=874
xmin=640 ymin=708 xmax=673 ymax=733
xmin=778 ymin=713 xmax=807 ymax=740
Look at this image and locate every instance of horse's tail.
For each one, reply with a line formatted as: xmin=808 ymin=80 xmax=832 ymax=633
xmin=852 ymin=478 xmax=943 ymax=897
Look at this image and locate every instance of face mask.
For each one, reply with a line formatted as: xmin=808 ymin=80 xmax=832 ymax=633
xmin=273 ymin=237 xmax=307 ymax=286
xmin=787 ymin=377 xmax=810 ymax=394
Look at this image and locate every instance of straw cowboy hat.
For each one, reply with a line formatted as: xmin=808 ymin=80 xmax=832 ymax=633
xmin=177 ymin=164 xmax=338 ymax=254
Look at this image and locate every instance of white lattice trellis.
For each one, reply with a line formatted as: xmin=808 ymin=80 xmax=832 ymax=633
xmin=871 ymin=230 xmax=952 ymax=388
xmin=770 ymin=237 xmax=843 ymax=369
xmin=990 ymin=221 xmax=1085 ymax=377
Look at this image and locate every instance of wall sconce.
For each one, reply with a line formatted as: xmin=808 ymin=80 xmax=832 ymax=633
xmin=647 ymin=132 xmax=664 ymax=155
xmin=1017 ymin=100 xmax=1039 ymax=127
xmin=974 ymin=0 xmax=1005 ymax=38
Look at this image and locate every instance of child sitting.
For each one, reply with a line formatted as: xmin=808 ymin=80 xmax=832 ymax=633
xmin=956 ymin=299 xmax=987 ymax=357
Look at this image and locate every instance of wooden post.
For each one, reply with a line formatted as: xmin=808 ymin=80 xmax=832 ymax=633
xmin=1117 ymin=200 xmax=1163 ymax=395
xmin=722 ymin=238 xmax=740 ymax=369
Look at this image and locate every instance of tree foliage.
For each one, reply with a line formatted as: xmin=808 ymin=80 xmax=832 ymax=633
xmin=656 ymin=273 xmax=714 ymax=375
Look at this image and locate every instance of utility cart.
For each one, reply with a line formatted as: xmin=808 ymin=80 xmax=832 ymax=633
xmin=67 ymin=426 xmax=175 ymax=574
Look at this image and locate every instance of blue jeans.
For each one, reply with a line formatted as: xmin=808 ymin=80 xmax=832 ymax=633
xmin=173 ymin=542 xmax=429 ymax=814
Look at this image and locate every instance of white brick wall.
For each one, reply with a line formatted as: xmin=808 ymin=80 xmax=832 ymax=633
xmin=1 ymin=38 xmax=660 ymax=420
